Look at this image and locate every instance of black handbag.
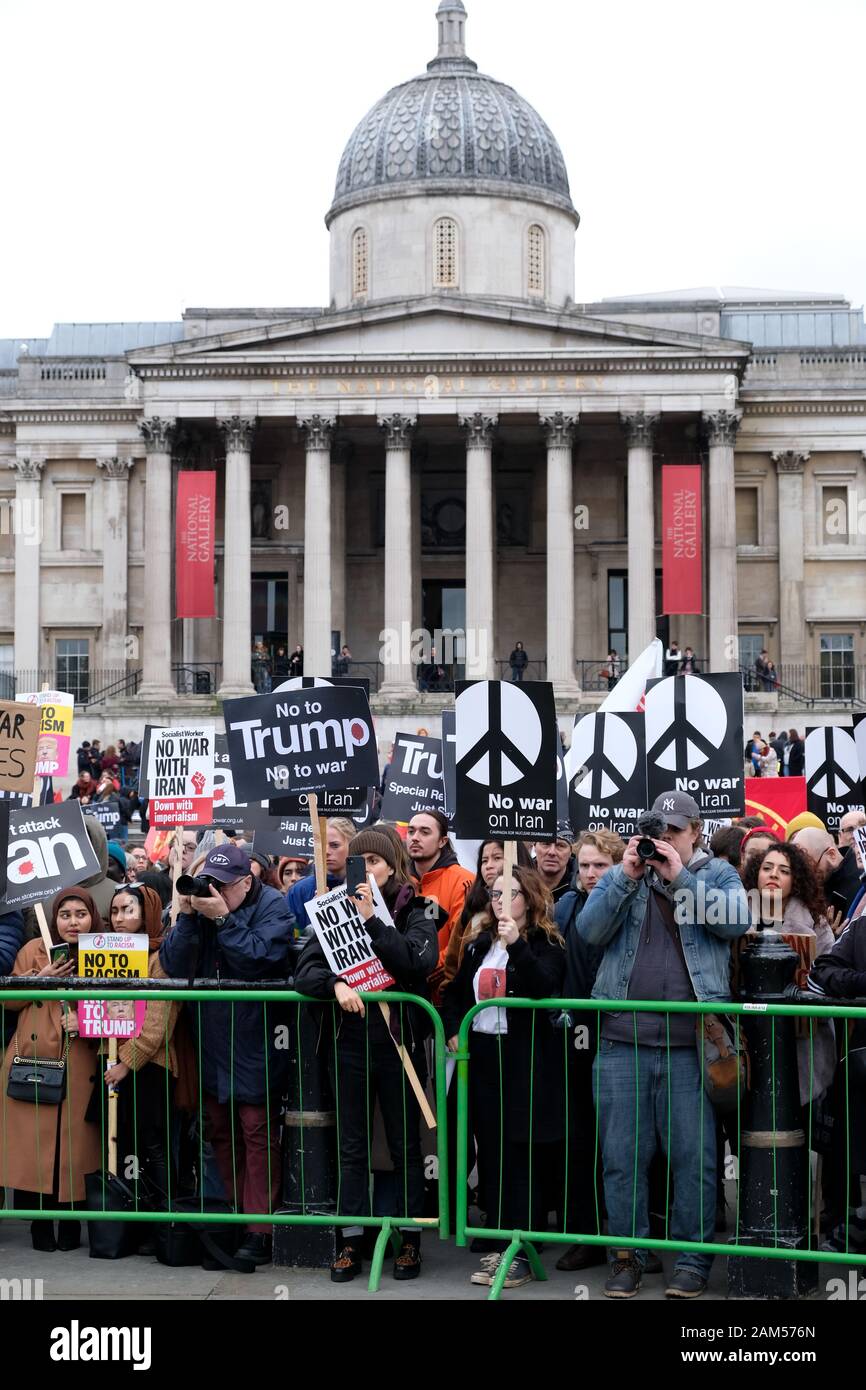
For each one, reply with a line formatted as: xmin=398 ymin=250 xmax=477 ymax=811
xmin=6 ymin=1033 xmax=67 ymax=1105
xmin=85 ymin=1170 xmax=144 ymax=1260
xmin=155 ymin=1196 xmax=254 ymax=1273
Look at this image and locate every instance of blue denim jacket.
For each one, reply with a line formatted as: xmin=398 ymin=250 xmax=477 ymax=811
xmin=578 ymin=855 xmax=750 ymax=1004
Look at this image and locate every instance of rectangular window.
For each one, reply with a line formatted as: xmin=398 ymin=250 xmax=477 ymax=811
xmin=822 ymin=486 xmax=849 ymax=544
xmin=0 ymin=642 xmax=13 ymax=700
xmin=607 ymin=570 xmax=627 ymax=663
xmin=738 ymin=634 xmax=765 ymax=689
xmin=56 ymin=638 xmax=89 ymax=703
xmin=820 ymin=632 xmax=854 ymax=699
xmin=60 ymin=493 xmax=87 ymax=550
xmin=736 ymin=487 xmax=759 ymax=546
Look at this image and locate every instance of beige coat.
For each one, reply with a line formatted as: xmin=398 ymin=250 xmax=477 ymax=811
xmin=0 ymin=939 xmax=102 ymax=1201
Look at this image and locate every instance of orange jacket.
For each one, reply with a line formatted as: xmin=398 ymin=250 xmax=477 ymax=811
xmin=417 ymin=851 xmax=474 ymax=997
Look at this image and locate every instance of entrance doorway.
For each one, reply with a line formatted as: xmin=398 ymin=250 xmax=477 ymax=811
xmin=421 ymin=579 xmax=466 ymax=686
xmin=606 ymin=569 xmax=670 ymax=662
xmin=251 ymin=574 xmax=288 ymax=657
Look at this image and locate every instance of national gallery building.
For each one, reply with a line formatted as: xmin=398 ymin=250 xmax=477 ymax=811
xmin=1 ymin=2 xmax=864 ymax=744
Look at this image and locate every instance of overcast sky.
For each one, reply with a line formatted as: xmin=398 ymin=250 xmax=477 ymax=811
xmin=2 ymin=0 xmax=864 ymax=337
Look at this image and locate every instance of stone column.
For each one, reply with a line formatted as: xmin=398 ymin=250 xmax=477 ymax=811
xmin=541 ymin=412 xmax=580 ymax=695
xmin=137 ymin=417 xmax=176 ymax=699
xmin=217 ymin=416 xmax=257 ymax=698
xmin=8 ymin=453 xmax=45 ymax=678
xmin=299 ymin=415 xmax=336 ymax=678
xmin=460 ymin=413 xmax=497 ymax=678
xmin=331 ymin=438 xmax=350 ymax=651
xmin=621 ymin=411 xmax=659 ymax=663
xmin=704 ymin=409 xmax=743 ymax=672
xmin=96 ymin=455 xmax=133 ymax=672
xmin=378 ymin=414 xmax=416 ymax=695
xmin=772 ymin=449 xmax=809 ymax=669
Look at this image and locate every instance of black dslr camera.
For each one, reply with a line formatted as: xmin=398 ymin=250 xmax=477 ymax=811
xmin=176 ymin=873 xmax=218 ymax=898
xmin=635 ymin=811 xmax=667 ymax=864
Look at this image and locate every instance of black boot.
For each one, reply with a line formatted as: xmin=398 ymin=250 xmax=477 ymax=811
xmin=56 ymin=1220 xmax=81 ymax=1251
xmin=234 ymin=1233 xmax=273 ymax=1267
xmin=30 ymin=1221 xmax=57 ymax=1253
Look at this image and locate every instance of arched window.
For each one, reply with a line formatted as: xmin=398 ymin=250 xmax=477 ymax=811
xmin=527 ymin=223 xmax=545 ymax=296
xmin=433 ymin=217 xmax=459 ymax=289
xmin=351 ymin=227 xmax=369 ymax=299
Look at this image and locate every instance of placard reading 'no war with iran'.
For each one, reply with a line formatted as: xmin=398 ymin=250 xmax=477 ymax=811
xmin=223 ymin=686 xmax=380 ymax=803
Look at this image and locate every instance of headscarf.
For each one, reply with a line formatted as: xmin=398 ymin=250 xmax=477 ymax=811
xmin=49 ymin=885 xmax=104 ymax=946
xmin=109 ymin=883 xmax=164 ymax=948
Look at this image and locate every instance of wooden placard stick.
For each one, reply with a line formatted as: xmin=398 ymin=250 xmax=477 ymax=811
xmin=502 ymin=839 xmax=517 ymax=909
xmin=107 ymin=1037 xmax=119 ymax=1177
xmin=378 ymin=1000 xmax=437 ymax=1130
xmin=309 ymin=794 xmax=326 ymax=893
xmin=213 ymin=829 xmax=225 ymax=846
xmin=169 ymin=824 xmax=183 ymax=926
xmin=33 ymin=901 xmax=54 ymax=957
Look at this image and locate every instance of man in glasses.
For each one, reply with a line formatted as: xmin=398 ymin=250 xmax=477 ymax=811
xmin=790 ymin=824 xmax=863 ymax=922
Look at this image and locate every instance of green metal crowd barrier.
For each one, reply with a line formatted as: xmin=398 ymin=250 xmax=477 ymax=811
xmin=454 ymin=997 xmax=866 ymax=1300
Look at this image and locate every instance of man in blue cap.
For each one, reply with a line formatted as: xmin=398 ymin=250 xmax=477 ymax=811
xmin=160 ymin=843 xmax=293 ymax=1268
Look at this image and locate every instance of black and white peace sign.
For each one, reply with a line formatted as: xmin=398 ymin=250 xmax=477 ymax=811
xmin=456 ymin=681 xmax=542 ymax=787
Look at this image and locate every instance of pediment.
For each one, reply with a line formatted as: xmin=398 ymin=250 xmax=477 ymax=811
xmin=128 ymin=296 xmax=750 ymax=367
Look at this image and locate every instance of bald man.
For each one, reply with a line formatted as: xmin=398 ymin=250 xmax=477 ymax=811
xmin=839 ymin=809 xmax=866 ymax=849
xmin=792 ymin=825 xmax=862 ymax=917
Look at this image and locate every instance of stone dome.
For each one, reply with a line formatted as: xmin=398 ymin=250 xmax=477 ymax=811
xmin=326 ymin=1 xmax=577 ymax=227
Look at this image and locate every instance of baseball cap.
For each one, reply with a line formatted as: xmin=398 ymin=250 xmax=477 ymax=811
xmin=555 ymin=820 xmax=575 ymax=845
xmin=650 ymin=791 xmax=702 ymax=830
xmin=202 ymin=844 xmax=252 ymax=883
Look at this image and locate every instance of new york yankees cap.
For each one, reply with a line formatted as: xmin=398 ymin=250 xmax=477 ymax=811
xmin=650 ymin=790 xmax=702 ymax=829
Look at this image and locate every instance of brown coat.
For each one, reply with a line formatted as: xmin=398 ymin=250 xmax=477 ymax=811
xmin=116 ymin=952 xmax=182 ymax=1075
xmin=0 ymin=939 xmax=101 ymax=1201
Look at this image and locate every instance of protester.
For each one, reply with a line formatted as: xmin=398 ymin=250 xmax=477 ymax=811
xmin=839 ymin=809 xmax=866 ymax=848
xmin=770 ymin=729 xmax=788 ymax=773
xmin=100 ymin=744 xmax=121 ymax=775
xmin=810 ymin=909 xmax=866 ymax=1223
xmin=105 ymin=884 xmax=185 ymax=1252
xmin=294 ymin=829 xmax=438 ymax=1282
xmin=709 ymin=824 xmax=748 ymax=869
xmin=738 ymin=825 xmax=781 ymax=872
xmin=159 ymin=844 xmax=293 ymax=1267
xmin=406 ymin=810 xmax=473 ymax=995
xmin=443 ymin=865 xmax=566 ymax=1289
xmin=286 ymin=816 xmax=354 ymax=931
xmin=508 ymin=641 xmax=529 ymax=682
xmin=106 ymin=840 xmax=128 ymax=883
xmin=0 ymin=906 xmax=25 ymax=978
xmin=68 ymin=770 xmax=95 ymax=803
xmin=579 ymin=791 xmax=749 ymax=1299
xmin=277 ymin=855 xmax=310 ymax=891
xmin=744 ymin=730 xmax=763 ymax=777
xmin=786 ymin=729 xmax=805 ymax=777
xmin=741 ymin=842 xmax=835 ymax=1104
xmin=553 ymin=829 xmax=624 ymax=1272
xmin=78 ymin=815 xmax=119 ymax=920
xmin=531 ymin=827 xmax=575 ymax=903
xmin=0 ymin=889 xmax=104 ymax=1250
xmin=442 ymin=840 xmax=532 ymax=983
xmin=790 ymin=825 xmax=862 ymax=923
xmin=126 ymin=846 xmax=150 ymax=882
xmin=758 ymin=741 xmax=777 ymax=777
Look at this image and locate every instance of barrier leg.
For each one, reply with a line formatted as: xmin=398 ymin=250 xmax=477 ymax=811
xmin=487 ymin=1236 xmax=522 ymax=1301
xmin=522 ymin=1238 xmax=547 ymax=1283
xmin=368 ymin=1219 xmax=400 ymax=1292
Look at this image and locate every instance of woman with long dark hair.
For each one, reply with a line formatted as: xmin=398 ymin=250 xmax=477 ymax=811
xmin=442 ymin=864 xmax=566 ymax=1289
xmin=294 ymin=829 xmax=438 ymax=1284
xmin=442 ymin=839 xmax=533 ymax=985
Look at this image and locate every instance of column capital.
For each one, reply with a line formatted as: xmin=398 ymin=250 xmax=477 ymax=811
xmin=620 ymin=411 xmax=659 ymax=448
xmin=772 ymin=448 xmax=809 ymax=473
xmin=299 ymin=414 xmax=336 ymax=450
xmin=96 ymin=455 xmax=134 ymax=479
xmin=139 ymin=416 xmax=176 ymax=452
xmin=9 ymin=454 xmax=45 ymax=481
xmin=379 ymin=414 xmax=416 ymax=450
xmin=459 ymin=412 xmax=498 ymax=446
xmin=540 ymin=411 xmax=578 ymax=448
xmin=217 ymin=415 xmax=257 ymax=452
xmin=703 ymin=409 xmax=742 ymax=447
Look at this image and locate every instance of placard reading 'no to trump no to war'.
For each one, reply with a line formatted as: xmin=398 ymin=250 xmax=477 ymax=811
xmin=1 ymin=802 xmax=100 ymax=910
xmin=146 ymin=724 xmax=215 ymax=827
xmin=381 ymin=732 xmax=446 ymax=824
xmin=304 ymin=881 xmax=395 ymax=992
xmin=0 ymin=699 xmax=40 ymax=793
xmin=223 ymin=686 xmax=380 ymax=802
xmin=454 ymin=680 xmax=558 ymax=842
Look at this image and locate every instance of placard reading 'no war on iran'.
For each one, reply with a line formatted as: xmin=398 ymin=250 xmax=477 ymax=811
xmin=1 ymin=802 xmax=100 ymax=910
xmin=223 ymin=686 xmax=380 ymax=802
xmin=644 ymin=672 xmax=745 ymax=817
xmin=454 ymin=680 xmax=558 ymax=842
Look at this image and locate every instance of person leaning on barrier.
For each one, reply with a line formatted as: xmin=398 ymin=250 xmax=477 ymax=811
xmin=442 ymin=865 xmax=566 ymax=1291
xmin=159 ymin=843 xmax=293 ymax=1270
xmin=293 ymin=829 xmax=438 ymax=1285
xmin=0 ymin=889 xmax=104 ymax=1253
xmin=578 ymin=791 xmax=750 ymax=1301
xmin=552 ymin=829 xmax=624 ymax=1272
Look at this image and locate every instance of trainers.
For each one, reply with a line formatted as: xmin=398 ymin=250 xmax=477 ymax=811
xmin=470 ymin=1251 xmax=503 ymax=1285
xmin=604 ymin=1253 xmax=642 ymax=1299
xmin=502 ymin=1255 xmax=533 ymax=1289
xmin=665 ymin=1268 xmax=707 ymax=1299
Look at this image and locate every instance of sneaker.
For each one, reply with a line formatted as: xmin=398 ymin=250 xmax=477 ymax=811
xmin=665 ymin=1268 xmax=708 ymax=1299
xmin=470 ymin=1251 xmax=503 ymax=1285
xmin=604 ymin=1253 xmax=642 ymax=1299
xmin=502 ymin=1255 xmax=533 ymax=1289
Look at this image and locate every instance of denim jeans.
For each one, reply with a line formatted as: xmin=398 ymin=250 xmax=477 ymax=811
xmin=593 ymin=1039 xmax=717 ymax=1279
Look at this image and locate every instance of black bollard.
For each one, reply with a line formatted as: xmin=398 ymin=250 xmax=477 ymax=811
xmin=728 ymin=929 xmax=818 ymax=1298
xmin=272 ymin=999 xmax=339 ymax=1269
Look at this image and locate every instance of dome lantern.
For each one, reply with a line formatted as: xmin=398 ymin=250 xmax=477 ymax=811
xmin=428 ymin=0 xmax=477 ymax=71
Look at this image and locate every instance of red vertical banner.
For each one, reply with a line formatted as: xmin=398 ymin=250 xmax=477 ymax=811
xmin=175 ymin=471 xmax=216 ymax=618
xmin=662 ymin=464 xmax=703 ymax=615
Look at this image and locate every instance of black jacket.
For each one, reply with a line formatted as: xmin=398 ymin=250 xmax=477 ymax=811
xmin=811 ymin=918 xmax=866 ymax=1058
xmin=441 ymin=925 xmax=566 ymax=1142
xmin=555 ymin=889 xmax=603 ymax=1004
xmin=293 ymin=885 xmax=438 ymax=1048
xmin=824 ymin=847 xmax=864 ymax=918
xmin=787 ymin=738 xmax=805 ymax=776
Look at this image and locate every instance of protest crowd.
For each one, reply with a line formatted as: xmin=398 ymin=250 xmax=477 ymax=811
xmin=1 ymin=661 xmax=865 ymax=1300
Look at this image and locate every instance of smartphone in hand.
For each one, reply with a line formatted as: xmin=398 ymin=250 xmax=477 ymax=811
xmin=345 ymin=856 xmax=368 ymax=897
xmin=50 ymin=943 xmax=72 ymax=967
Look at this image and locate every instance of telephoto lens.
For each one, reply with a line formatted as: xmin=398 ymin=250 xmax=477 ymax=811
xmin=176 ymin=873 xmax=215 ymax=897
xmin=635 ymin=811 xmax=667 ymax=862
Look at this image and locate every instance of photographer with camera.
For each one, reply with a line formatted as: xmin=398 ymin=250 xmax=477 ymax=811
xmin=578 ymin=791 xmax=749 ymax=1300
xmin=159 ymin=844 xmax=293 ymax=1268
